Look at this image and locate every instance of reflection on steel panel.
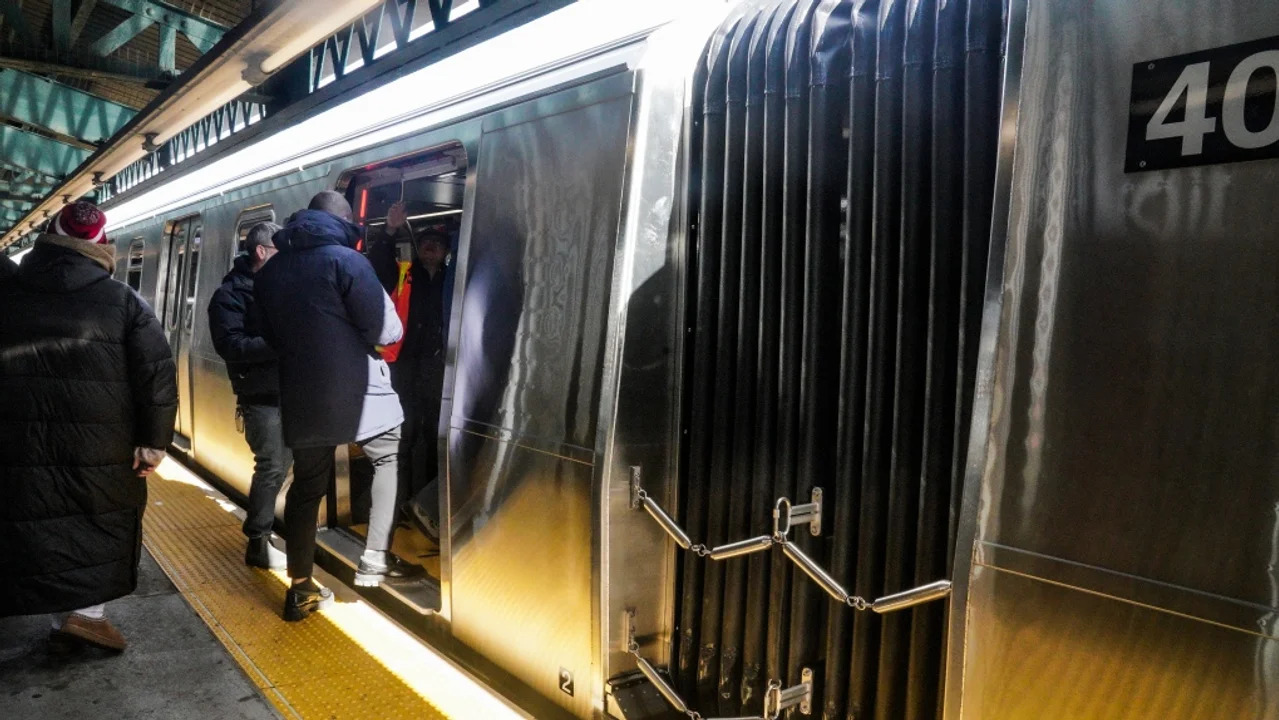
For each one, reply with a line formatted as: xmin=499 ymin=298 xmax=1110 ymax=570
xmin=954 ymin=0 xmax=1279 ymax=717
xmin=963 ymin=566 xmax=1278 ymax=720
xmin=449 ymin=92 xmax=633 ymax=719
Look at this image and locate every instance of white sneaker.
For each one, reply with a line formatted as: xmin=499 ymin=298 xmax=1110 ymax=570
xmin=246 ymin=535 xmax=287 ymax=570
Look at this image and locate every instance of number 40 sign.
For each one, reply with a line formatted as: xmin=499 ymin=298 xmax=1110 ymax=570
xmin=1126 ymin=35 xmax=1279 ymax=172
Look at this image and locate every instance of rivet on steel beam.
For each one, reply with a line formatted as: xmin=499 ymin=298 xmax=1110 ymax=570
xmin=142 ymin=133 xmax=161 ymax=153
xmin=91 ymin=172 xmax=105 ymax=186
xmin=63 ymin=195 xmax=72 ymax=204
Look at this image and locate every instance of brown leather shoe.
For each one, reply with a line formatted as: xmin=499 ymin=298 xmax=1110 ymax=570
xmin=57 ymin=614 xmax=127 ymax=652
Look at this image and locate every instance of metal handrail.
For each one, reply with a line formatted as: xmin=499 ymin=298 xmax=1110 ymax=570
xmin=630 ymin=473 xmax=953 ymax=613
xmin=623 ymin=611 xmax=810 ymax=720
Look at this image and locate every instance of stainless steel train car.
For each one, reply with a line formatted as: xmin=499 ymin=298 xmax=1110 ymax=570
xmin=91 ymin=0 xmax=1279 ymax=718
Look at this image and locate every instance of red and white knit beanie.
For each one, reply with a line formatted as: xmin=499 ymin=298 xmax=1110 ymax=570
xmin=52 ymin=201 xmax=108 ymax=244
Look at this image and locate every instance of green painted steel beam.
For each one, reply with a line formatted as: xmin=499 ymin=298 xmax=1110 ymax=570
xmin=0 ymin=179 xmax=60 ymax=198
xmin=0 ymin=124 xmax=90 ymax=180
xmin=0 ymin=70 xmax=136 ymax=143
xmin=0 ymin=162 xmax=62 ymax=186
xmin=52 ymin=0 xmax=71 ymax=53
xmin=0 ymin=207 xmax=29 ymax=224
xmin=0 ymin=1 xmax=32 ymax=41
xmin=90 ymin=12 xmax=156 ymax=57
xmin=0 ymin=197 xmax=34 ymax=211
xmin=158 ymin=25 xmax=177 ymax=73
xmin=71 ymin=0 xmax=99 ymax=45
xmin=0 ymin=190 xmax=42 ymax=205
xmin=101 ymin=0 xmax=227 ymax=53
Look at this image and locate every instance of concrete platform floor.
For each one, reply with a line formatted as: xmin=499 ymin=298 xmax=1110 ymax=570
xmin=0 ymin=550 xmax=280 ymax=720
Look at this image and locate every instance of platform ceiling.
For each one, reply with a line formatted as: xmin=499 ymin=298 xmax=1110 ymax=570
xmin=0 ymin=0 xmax=254 ymax=236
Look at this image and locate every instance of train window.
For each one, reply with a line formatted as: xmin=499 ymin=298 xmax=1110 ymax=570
xmin=161 ymin=216 xmax=201 ymax=333
xmin=186 ymin=225 xmax=202 ymax=317
xmin=234 ymin=205 xmax=276 ymax=258
xmin=125 ymin=239 xmax=144 ymax=291
xmin=163 ymin=222 xmax=189 ymax=331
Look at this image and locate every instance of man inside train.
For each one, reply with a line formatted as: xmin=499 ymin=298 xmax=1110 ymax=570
xmin=255 ymin=190 xmax=425 ymax=622
xmin=208 ymin=221 xmax=291 ymax=572
xmin=366 ymin=200 xmax=453 ymax=543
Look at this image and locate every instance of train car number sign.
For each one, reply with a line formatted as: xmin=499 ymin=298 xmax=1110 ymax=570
xmin=1127 ymin=35 xmax=1279 ymax=172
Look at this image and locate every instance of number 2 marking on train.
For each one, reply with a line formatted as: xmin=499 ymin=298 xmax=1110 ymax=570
xmin=559 ymin=667 xmax=574 ymax=697
xmin=1126 ymin=35 xmax=1279 ymax=172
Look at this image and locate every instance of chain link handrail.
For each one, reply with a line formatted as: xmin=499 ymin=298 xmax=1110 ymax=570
xmin=623 ymin=612 xmax=810 ymax=720
xmin=630 ymin=470 xmax=952 ymax=613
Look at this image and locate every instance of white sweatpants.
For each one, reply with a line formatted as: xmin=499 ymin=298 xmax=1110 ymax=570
xmin=50 ymin=603 xmax=106 ymax=630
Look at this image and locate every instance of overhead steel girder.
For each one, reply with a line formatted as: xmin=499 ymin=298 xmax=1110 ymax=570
xmin=0 ymin=197 xmax=34 ymax=212
xmin=0 ymin=1 xmax=32 ymax=40
xmin=0 ymin=180 xmax=61 ymax=199
xmin=93 ymin=0 xmax=227 ymax=56
xmin=0 ymin=54 xmax=169 ymax=89
xmin=0 ymin=124 xmax=90 ymax=179
xmin=0 ymin=207 xmax=30 ymax=224
xmin=0 ymin=70 xmax=136 ymax=144
xmin=0 ymin=190 xmax=42 ymax=205
xmin=0 ymin=162 xmax=61 ymax=187
xmin=1 ymin=0 xmax=392 ymax=249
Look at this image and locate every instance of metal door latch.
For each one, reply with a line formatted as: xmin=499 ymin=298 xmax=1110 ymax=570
xmin=762 ymin=668 xmax=813 ymax=718
xmin=773 ymin=488 xmax=822 ymax=538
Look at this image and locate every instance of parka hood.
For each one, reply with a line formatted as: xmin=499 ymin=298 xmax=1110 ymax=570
xmin=17 ymin=235 xmax=114 ymax=293
xmin=274 ymin=209 xmax=362 ymax=252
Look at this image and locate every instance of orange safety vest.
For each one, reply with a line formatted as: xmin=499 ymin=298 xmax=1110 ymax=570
xmin=379 ymin=260 xmax=413 ymax=363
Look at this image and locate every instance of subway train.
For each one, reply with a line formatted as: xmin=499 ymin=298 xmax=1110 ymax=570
xmin=89 ymin=0 xmax=1279 ymax=718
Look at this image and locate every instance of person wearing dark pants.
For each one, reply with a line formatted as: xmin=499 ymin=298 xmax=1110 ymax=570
xmin=256 ymin=191 xmax=425 ymax=622
xmin=367 ymin=202 xmax=453 ymax=541
xmin=209 ymin=222 xmax=291 ymax=570
xmin=285 ymin=427 xmax=401 ymax=583
xmin=238 ymin=403 xmax=291 ymax=557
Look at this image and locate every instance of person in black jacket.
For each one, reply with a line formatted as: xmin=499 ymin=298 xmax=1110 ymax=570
xmin=0 ymin=251 xmax=16 ymax=280
xmin=365 ymin=203 xmax=454 ymax=541
xmin=208 ymin=221 xmax=290 ymax=571
xmin=256 ymin=191 xmax=424 ymax=622
xmin=0 ymin=201 xmax=177 ymax=652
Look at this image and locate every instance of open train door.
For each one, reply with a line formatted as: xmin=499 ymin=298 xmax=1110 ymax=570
xmin=157 ymin=214 xmax=203 ymax=450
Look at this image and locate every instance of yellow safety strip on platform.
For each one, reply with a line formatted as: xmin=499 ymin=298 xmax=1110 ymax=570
xmin=142 ymin=458 xmax=524 ymax=720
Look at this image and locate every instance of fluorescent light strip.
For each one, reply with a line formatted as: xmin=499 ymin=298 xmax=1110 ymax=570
xmin=105 ymin=0 xmax=703 ymax=233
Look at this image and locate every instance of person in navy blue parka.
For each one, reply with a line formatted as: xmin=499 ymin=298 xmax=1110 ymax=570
xmin=254 ymin=191 xmax=424 ymax=622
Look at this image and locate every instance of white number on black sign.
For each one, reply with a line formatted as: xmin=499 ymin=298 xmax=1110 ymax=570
xmin=1146 ymin=51 xmax=1279 ymax=157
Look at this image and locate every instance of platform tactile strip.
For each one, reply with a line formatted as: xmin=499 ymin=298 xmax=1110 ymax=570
xmin=141 ymin=465 xmax=451 ymax=720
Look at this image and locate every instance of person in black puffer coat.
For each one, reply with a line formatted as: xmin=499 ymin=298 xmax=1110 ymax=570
xmin=208 ymin=221 xmax=290 ymax=571
xmin=0 ymin=201 xmax=177 ymax=652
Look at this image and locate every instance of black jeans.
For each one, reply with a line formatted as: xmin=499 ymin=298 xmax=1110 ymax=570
xmin=285 ymin=426 xmax=402 ymax=579
xmin=240 ymin=403 xmax=292 ymax=539
xmin=392 ymin=359 xmax=444 ymax=502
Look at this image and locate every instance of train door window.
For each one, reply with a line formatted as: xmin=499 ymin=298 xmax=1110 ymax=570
xmin=234 ymin=205 xmax=276 ymax=259
xmin=185 ymin=223 xmax=202 ymax=328
xmin=163 ymin=221 xmax=190 ymax=332
xmin=125 ymin=239 xmax=144 ymax=291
